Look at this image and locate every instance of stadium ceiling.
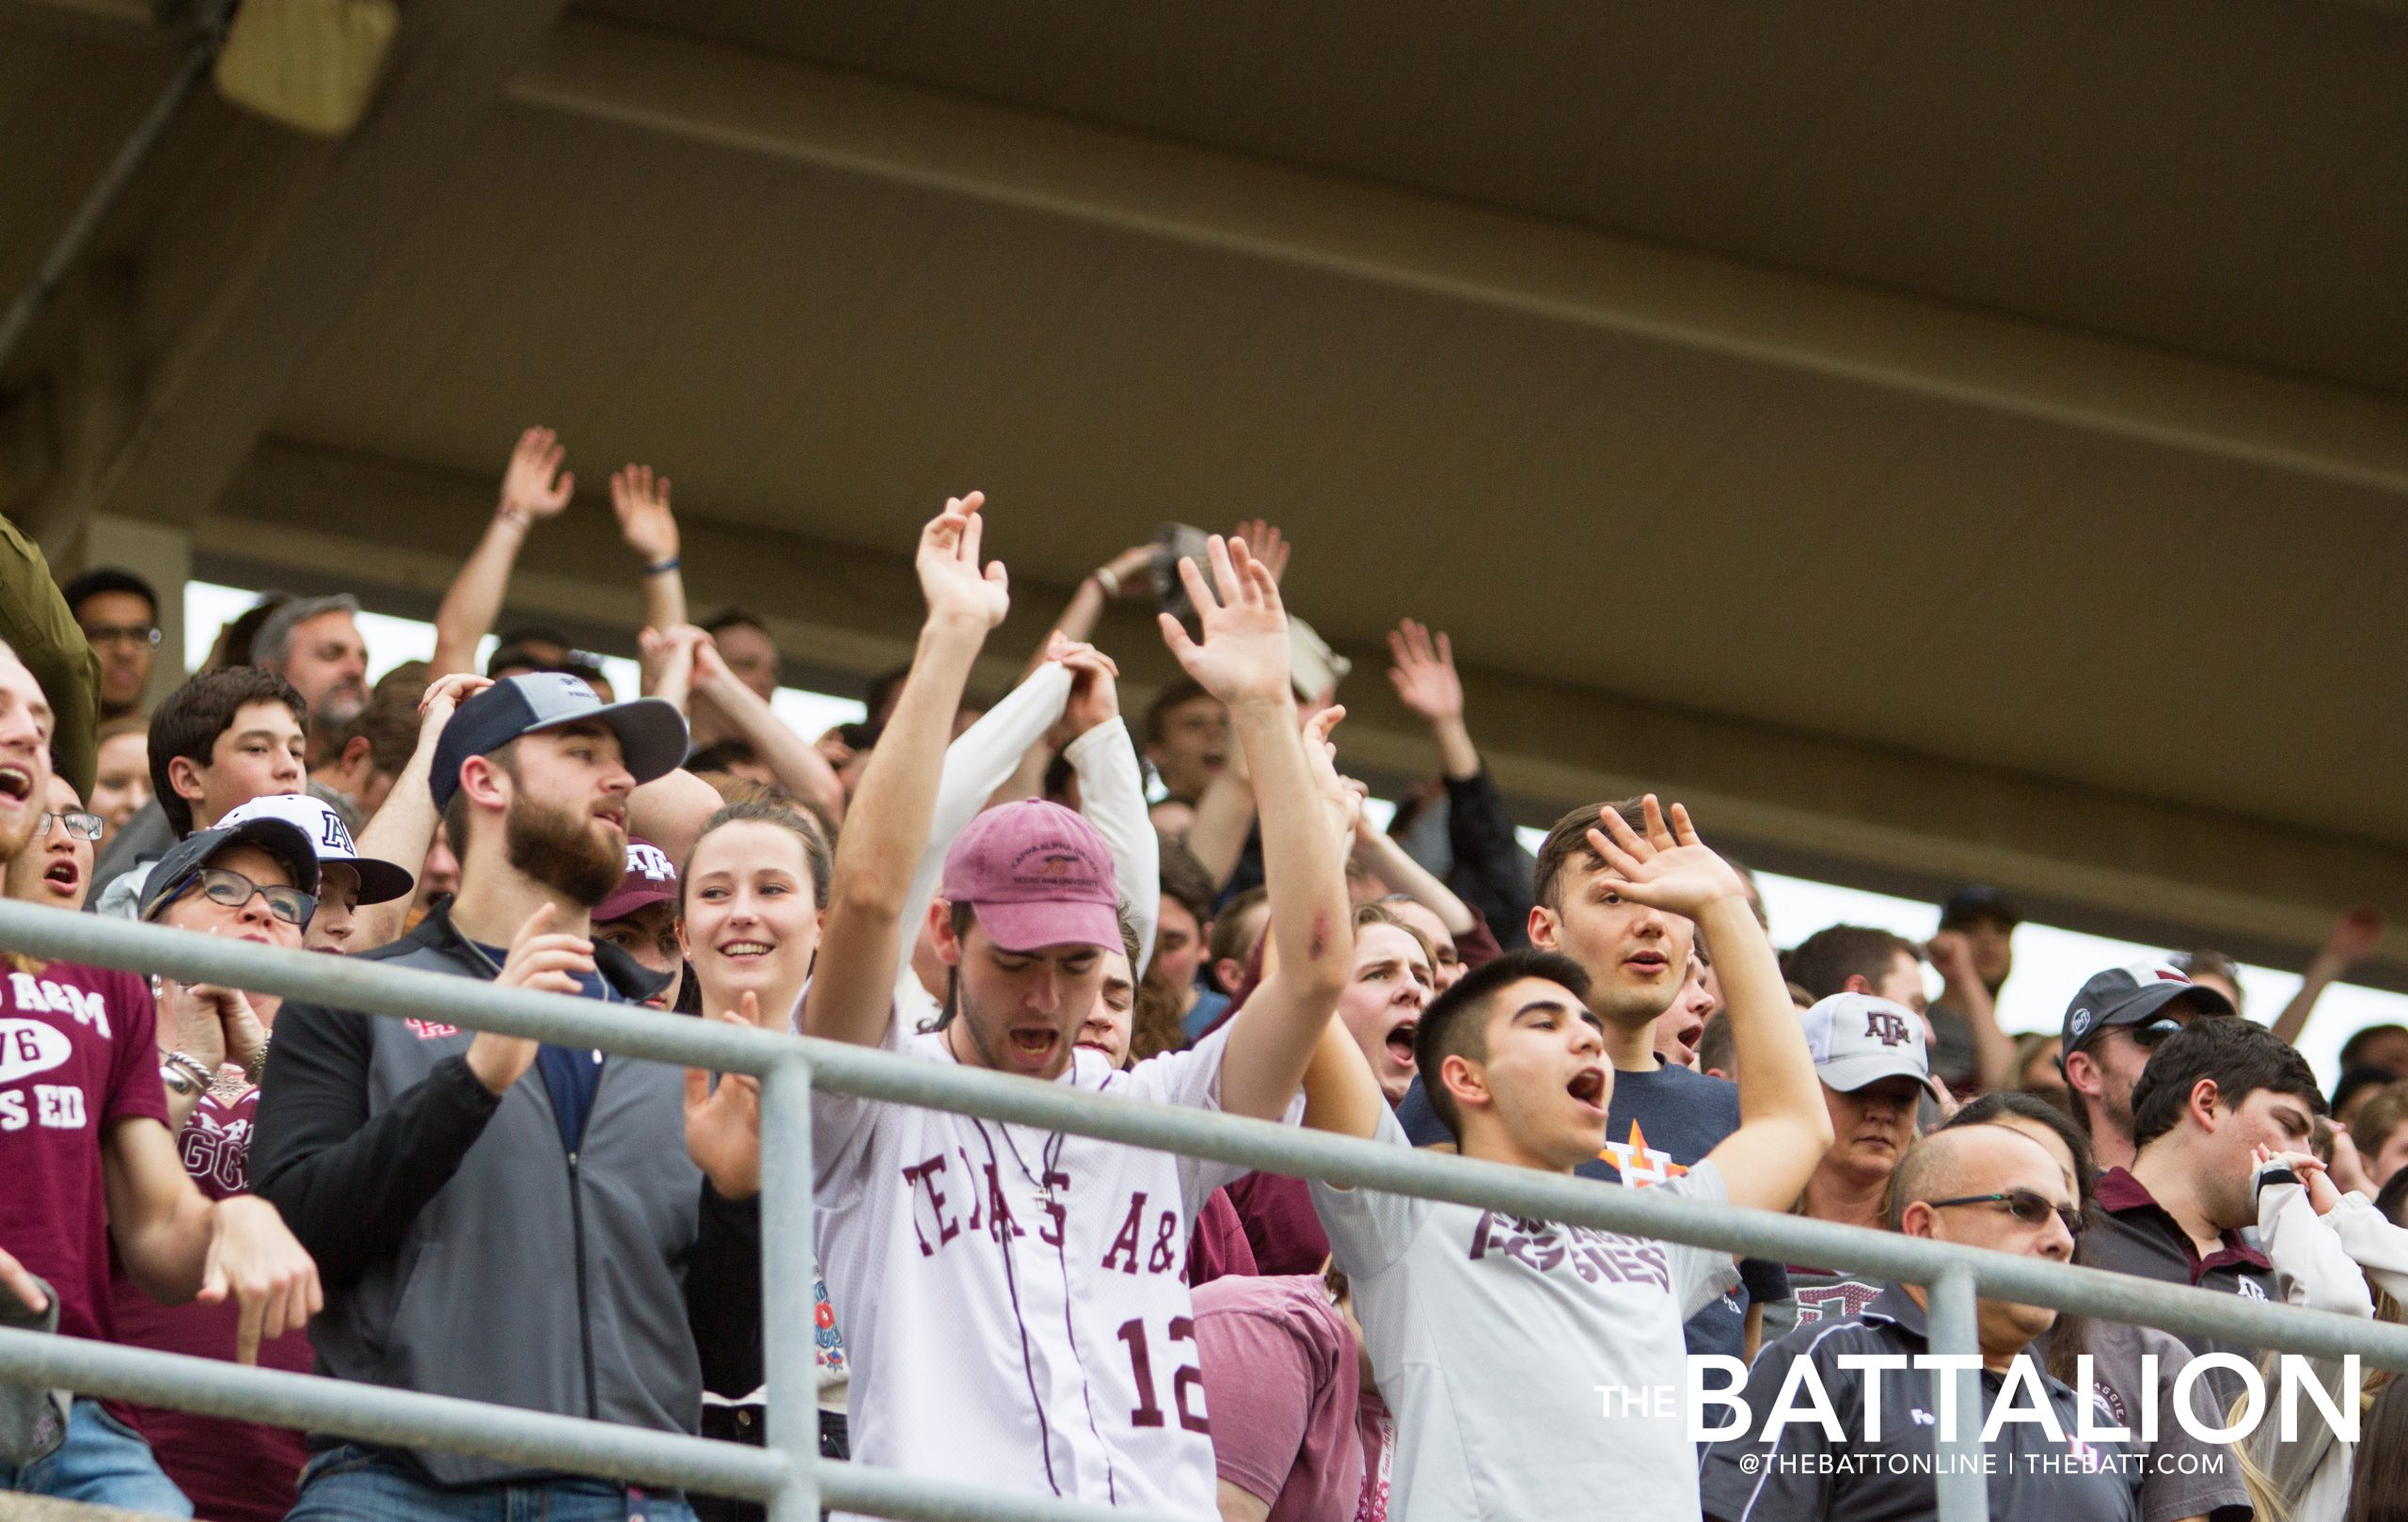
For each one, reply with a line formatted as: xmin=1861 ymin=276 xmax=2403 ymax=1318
xmin=5 ymin=0 xmax=2407 ymax=979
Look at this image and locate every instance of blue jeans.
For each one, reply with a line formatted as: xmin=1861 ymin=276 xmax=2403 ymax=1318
xmin=286 ymin=1445 xmax=701 ymax=1522
xmin=0 ymin=1398 xmax=194 ymax=1515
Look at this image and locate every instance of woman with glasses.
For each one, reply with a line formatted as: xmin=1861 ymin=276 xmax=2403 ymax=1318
xmin=110 ymin=813 xmax=323 ymax=1522
xmin=2 ymin=776 xmax=103 ymax=912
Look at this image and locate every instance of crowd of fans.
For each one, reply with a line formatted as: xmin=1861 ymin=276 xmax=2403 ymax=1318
xmin=2 ymin=431 xmax=2406 ymax=1522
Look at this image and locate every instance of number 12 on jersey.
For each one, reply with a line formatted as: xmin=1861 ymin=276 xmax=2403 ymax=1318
xmin=1117 ymin=1315 xmax=1209 ymax=1434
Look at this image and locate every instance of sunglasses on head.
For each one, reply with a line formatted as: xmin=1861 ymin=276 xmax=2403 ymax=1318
xmin=1927 ymin=1188 xmax=2083 ymax=1239
xmin=168 ymin=865 xmax=316 ymax=927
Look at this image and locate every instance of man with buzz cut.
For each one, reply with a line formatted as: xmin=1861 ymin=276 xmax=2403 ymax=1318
xmin=1306 ymin=798 xmax=1833 ymax=1522
xmin=802 ymin=500 xmax=1352 ymax=1521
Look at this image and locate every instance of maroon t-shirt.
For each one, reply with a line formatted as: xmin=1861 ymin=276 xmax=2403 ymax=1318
xmin=1185 ymin=1186 xmax=1259 ymax=1287
xmin=1224 ymin=1169 xmax=1332 ymax=1276
xmin=0 ymin=959 xmax=169 ymax=1342
xmin=1193 ymin=1274 xmax=1378 ymax=1522
xmin=114 ymin=1078 xmax=312 ymax=1522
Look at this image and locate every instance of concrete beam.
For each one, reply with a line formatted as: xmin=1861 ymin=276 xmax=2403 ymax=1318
xmin=207 ymin=437 xmax=2408 ymax=988
xmin=82 ymin=0 xmax=576 ymax=533
xmin=508 ymin=15 xmax=2408 ymax=497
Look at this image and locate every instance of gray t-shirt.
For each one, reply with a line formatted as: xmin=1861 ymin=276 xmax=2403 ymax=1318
xmin=1309 ymin=1107 xmax=1736 ymax=1522
xmin=2077 ymin=1320 xmax=2252 ymax=1522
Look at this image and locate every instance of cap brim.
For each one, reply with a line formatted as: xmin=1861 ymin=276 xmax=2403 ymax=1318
xmin=970 ymin=897 xmax=1124 ymax=954
xmin=1818 ymin=1052 xmax=1929 ymax=1093
xmin=531 ymin=696 xmax=689 ymax=786
xmin=2104 ymin=980 xmax=2236 ymax=1028
xmin=594 ymin=882 xmax=677 ymax=925
xmin=336 ymin=856 xmax=416 ymax=905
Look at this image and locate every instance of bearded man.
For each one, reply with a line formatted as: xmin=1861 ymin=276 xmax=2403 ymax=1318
xmin=252 ymin=674 xmax=769 ymax=1522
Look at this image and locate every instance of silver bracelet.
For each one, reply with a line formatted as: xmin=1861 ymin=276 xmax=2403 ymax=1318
xmin=244 ymin=1034 xmax=271 ymax=1086
xmin=163 ymin=1051 xmax=214 ymax=1091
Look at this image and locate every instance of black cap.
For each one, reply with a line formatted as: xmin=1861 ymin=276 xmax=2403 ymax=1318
xmin=2060 ymin=959 xmax=2237 ymax=1065
xmin=431 ymin=672 xmax=687 ymax=810
xmin=138 ymin=816 xmax=323 ymax=920
xmin=61 ymin=567 xmax=159 ymax=620
xmin=1939 ymin=884 xmax=2023 ymax=932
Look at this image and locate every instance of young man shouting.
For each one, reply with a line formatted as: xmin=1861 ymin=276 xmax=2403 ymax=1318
xmin=1307 ymin=799 xmax=1831 ymax=1521
xmin=803 ymin=502 xmax=1351 ymax=1520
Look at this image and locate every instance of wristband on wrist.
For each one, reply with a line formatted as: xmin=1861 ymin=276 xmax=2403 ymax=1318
xmin=1092 ymin=565 xmax=1121 ymax=599
xmin=642 ymin=556 xmax=681 ymax=577
xmin=497 ymin=503 xmax=530 ymax=530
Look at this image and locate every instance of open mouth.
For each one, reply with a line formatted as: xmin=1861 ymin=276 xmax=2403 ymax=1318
xmin=717 ymin=940 xmax=773 ymax=960
xmin=594 ymin=806 xmax=627 ymax=830
xmin=1385 ymin=1018 xmax=1418 ymax=1070
xmin=1566 ymin=1067 xmax=1608 ymax=1112
xmin=1008 ymin=1028 xmax=1061 ymax=1063
xmin=1624 ymin=950 xmax=1670 ymax=975
xmin=42 ymin=860 xmax=79 ymax=895
xmin=0 ymin=767 xmax=30 ymax=804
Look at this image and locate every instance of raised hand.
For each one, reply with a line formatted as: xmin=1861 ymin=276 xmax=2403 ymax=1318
xmin=685 ymin=991 xmax=768 ymax=1198
xmin=1583 ymin=796 xmax=1751 ymax=920
xmin=499 ymin=428 xmax=574 ymax=524
xmin=917 ymin=493 xmax=1010 ymax=630
xmin=1295 ymin=705 xmax=1361 ymax=846
xmin=1094 ymin=544 xmax=1154 ymax=601
xmin=1229 ymin=518 xmax=1291 ymax=585
xmin=1386 ymin=619 xmax=1463 ymax=724
xmin=1926 ymin=929 xmax=1979 ymax=990
xmin=1047 ymin=633 xmax=1122 ymax=744
xmin=2326 ymin=907 xmax=2384 ymax=965
xmin=1158 ymin=535 xmax=1291 ymax=708
xmin=198 ymin=1197 xmax=322 ymax=1365
xmin=467 ymin=903 xmax=588 ymax=1094
xmin=611 ymin=463 xmax=679 ymax=564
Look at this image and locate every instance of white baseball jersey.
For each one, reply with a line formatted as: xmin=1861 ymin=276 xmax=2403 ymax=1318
xmin=814 ymin=1010 xmax=1289 ymax=1520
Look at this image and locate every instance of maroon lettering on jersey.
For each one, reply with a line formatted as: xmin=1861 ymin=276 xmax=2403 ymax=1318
xmin=901 ymin=1154 xmax=962 ymax=1257
xmin=1466 ymin=1213 xmax=1671 ymax=1292
xmin=1101 ymin=1192 xmax=1150 ymax=1275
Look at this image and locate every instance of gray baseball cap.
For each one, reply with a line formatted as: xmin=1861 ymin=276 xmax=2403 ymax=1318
xmin=430 ymin=672 xmax=687 ymax=810
xmin=2059 ymin=959 xmax=2235 ymax=1065
xmin=1801 ymin=993 xmax=1930 ymax=1093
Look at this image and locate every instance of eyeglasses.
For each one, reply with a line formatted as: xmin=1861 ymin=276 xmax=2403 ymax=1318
xmin=81 ymin=624 xmax=161 ymax=649
xmin=166 ymin=866 xmax=316 ymax=927
xmin=34 ymin=812 xmax=103 ymax=841
xmin=1926 ymin=1189 xmax=2083 ymax=1239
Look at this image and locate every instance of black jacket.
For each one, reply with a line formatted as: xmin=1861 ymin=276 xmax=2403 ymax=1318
xmin=251 ymin=899 xmax=762 ymax=1485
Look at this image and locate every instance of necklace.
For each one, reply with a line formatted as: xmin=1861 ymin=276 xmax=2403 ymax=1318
xmin=992 ymin=1119 xmax=1066 ymax=1210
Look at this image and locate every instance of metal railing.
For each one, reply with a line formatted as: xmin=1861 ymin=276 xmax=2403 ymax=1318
xmin=1 ymin=899 xmax=2400 ymax=1522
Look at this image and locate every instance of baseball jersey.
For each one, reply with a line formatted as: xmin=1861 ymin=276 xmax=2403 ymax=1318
xmin=813 ymin=1013 xmax=1293 ymax=1521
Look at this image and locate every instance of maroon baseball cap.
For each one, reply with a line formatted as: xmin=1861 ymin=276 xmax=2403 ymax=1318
xmin=595 ymin=837 xmax=680 ymax=924
xmin=941 ymin=800 xmax=1121 ymax=953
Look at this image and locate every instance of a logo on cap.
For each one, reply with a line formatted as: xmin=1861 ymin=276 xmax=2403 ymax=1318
xmin=628 ymin=843 xmax=674 ymax=882
xmin=1864 ymin=1009 xmax=1913 ymax=1048
xmin=319 ymin=813 xmax=356 ymax=854
xmin=2069 ymin=1008 xmax=2093 ymax=1038
xmin=1008 ymin=843 xmax=1101 ymax=890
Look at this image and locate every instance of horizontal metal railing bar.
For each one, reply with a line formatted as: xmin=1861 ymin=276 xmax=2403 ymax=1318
xmin=7 ymin=902 xmax=2403 ymax=1369
xmin=0 ymin=1327 xmax=791 ymax=1500
xmin=0 ymin=1329 xmax=1184 ymax=1522
xmin=0 ymin=901 xmax=785 ymax=1075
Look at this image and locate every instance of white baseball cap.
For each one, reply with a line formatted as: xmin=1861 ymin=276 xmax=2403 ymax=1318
xmin=1800 ymin=992 xmax=1929 ymax=1093
xmin=218 ymin=793 xmax=416 ymax=905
